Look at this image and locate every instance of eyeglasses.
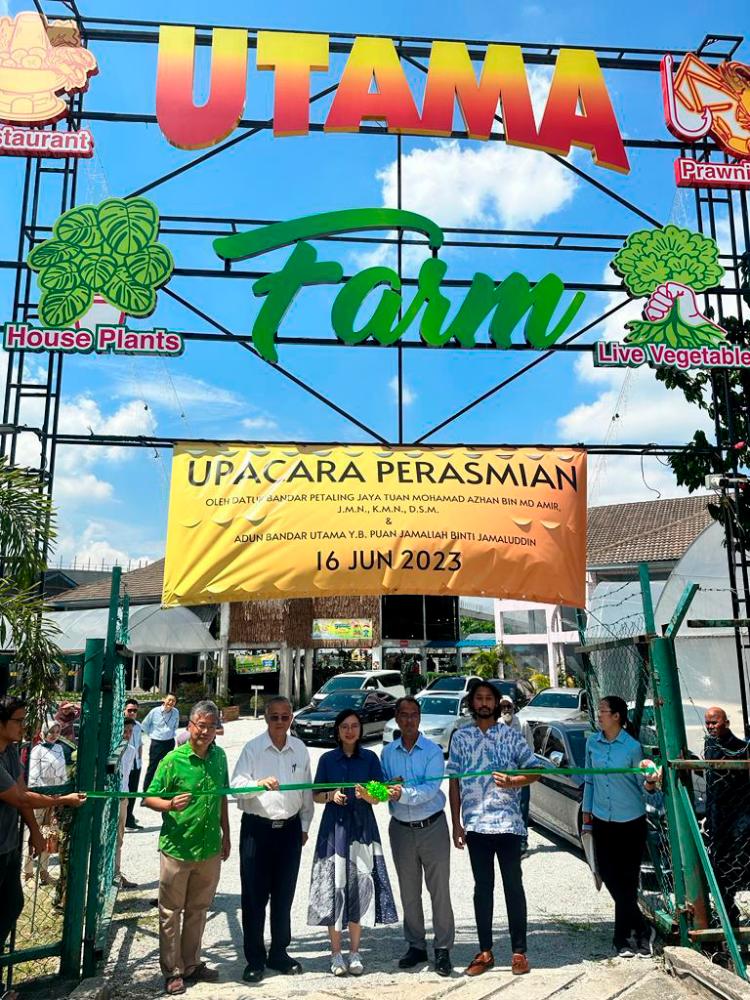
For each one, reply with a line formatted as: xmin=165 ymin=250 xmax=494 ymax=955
xmin=125 ymin=707 xmax=138 ymax=713
xmin=189 ymin=721 xmax=218 ymax=732
xmin=8 ymin=715 xmax=25 ymax=724
xmin=268 ymin=714 xmax=292 ymax=722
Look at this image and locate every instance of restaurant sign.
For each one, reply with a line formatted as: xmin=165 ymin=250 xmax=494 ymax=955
xmin=0 ymin=12 xmax=97 ymax=158
xmin=312 ymin=619 xmax=373 ymax=641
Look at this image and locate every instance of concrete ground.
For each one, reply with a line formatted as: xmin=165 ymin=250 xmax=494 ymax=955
xmin=89 ymin=718 xmax=696 ymax=1000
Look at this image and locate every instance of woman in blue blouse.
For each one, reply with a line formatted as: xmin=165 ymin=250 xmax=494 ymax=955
xmin=308 ymin=709 xmax=397 ymax=977
xmin=583 ymin=695 xmax=657 ymax=958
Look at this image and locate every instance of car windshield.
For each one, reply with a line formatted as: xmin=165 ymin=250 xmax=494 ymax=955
xmin=529 ymin=691 xmax=578 ymax=709
xmin=319 ymin=676 xmax=364 ymax=693
xmin=567 ymin=730 xmax=590 ymax=767
xmin=419 ymin=697 xmax=460 ymax=716
xmin=428 ymin=677 xmax=465 ymax=691
xmin=316 ymin=692 xmax=366 ymax=710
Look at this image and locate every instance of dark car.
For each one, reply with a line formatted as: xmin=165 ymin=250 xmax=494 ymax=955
xmin=489 ymin=678 xmax=533 ymax=711
xmin=291 ymin=689 xmax=396 ymax=745
xmin=528 ymin=719 xmax=592 ymax=847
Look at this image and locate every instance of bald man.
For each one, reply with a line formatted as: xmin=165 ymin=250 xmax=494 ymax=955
xmin=704 ymin=707 xmax=750 ymax=927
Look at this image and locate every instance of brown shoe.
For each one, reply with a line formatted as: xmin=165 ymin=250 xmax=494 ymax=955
xmin=512 ymin=952 xmax=530 ymax=975
xmin=466 ymin=950 xmax=494 ymax=976
xmin=184 ymin=962 xmax=220 ymax=984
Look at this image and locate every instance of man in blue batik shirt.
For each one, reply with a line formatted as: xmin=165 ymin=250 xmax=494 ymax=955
xmin=447 ymin=680 xmax=540 ymax=978
xmin=382 ymin=697 xmax=455 ymax=978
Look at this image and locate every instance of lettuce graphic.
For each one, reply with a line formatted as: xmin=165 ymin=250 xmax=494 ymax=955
xmin=27 ymin=197 xmax=174 ymax=329
xmin=611 ymin=225 xmax=726 ymax=348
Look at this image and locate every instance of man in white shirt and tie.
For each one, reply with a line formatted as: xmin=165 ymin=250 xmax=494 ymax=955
xmin=232 ymin=696 xmax=313 ymax=985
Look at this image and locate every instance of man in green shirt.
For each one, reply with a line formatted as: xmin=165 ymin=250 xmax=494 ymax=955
xmin=144 ymin=700 xmax=231 ymax=996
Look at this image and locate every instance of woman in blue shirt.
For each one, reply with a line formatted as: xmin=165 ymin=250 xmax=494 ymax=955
xmin=307 ymin=709 xmax=397 ymax=977
xmin=140 ymin=694 xmax=180 ymax=795
xmin=583 ymin=695 xmax=657 ymax=958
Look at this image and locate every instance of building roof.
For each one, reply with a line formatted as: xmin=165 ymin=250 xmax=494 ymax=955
xmin=51 ymin=495 xmax=714 ymax=607
xmin=588 ymin=495 xmax=712 ymax=568
xmin=52 ymin=559 xmax=165 ymax=607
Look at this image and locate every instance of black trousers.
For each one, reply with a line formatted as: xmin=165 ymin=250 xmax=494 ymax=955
xmin=593 ymin=815 xmax=648 ymax=947
xmin=240 ymin=813 xmax=302 ymax=969
xmin=126 ymin=765 xmax=140 ymax=823
xmin=0 ymin=849 xmax=24 ymax=950
xmin=466 ymin=831 xmax=527 ymax=954
xmin=142 ymin=738 xmax=174 ymax=794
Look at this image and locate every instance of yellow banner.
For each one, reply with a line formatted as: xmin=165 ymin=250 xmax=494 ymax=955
xmin=162 ymin=443 xmax=586 ymax=608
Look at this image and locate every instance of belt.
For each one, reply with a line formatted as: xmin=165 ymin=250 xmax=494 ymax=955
xmin=245 ymin=813 xmax=299 ymax=829
xmin=393 ymin=810 xmax=443 ymax=830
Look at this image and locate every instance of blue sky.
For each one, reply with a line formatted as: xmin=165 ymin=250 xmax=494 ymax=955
xmin=0 ymin=0 xmax=747 ymax=568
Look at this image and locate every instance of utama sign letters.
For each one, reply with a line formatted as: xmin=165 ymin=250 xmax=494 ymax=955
xmin=154 ymin=28 xmax=630 ymax=173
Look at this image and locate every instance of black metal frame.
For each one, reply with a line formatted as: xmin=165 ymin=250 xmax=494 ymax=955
xmin=1 ymin=8 xmax=750 ymax=723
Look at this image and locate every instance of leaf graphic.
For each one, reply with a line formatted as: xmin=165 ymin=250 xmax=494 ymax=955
xmin=101 ymin=267 xmax=155 ymax=317
xmin=98 ymin=198 xmax=157 ymax=256
xmin=38 ymin=261 xmax=79 ymax=292
xmin=39 ymin=286 xmax=93 ymax=327
xmin=54 ymin=205 xmax=102 ymax=251
xmin=125 ymin=244 xmax=173 ymax=287
xmin=27 ymin=241 xmax=81 ymax=270
xmin=80 ymin=254 xmax=117 ymax=291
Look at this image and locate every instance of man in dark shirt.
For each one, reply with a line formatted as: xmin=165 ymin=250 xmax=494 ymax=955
xmin=704 ymin=706 xmax=750 ymax=927
xmin=0 ymin=696 xmax=84 ymax=999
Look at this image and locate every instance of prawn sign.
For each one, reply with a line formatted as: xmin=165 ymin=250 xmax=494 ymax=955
xmin=0 ymin=12 xmax=97 ymax=158
xmin=594 ymin=225 xmax=745 ymax=372
xmin=662 ymin=53 xmax=750 ymax=189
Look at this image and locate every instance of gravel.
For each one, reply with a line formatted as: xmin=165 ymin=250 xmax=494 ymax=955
xmin=91 ymin=717 xmax=664 ymax=999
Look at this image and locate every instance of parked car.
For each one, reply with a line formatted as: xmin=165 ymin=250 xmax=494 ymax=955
xmin=517 ymin=687 xmax=588 ymax=728
xmin=489 ymin=678 xmax=534 ymax=711
xmin=528 ymin=720 xmax=591 ymax=847
xmin=423 ymin=674 xmax=480 ymax=695
xmin=382 ymin=692 xmax=473 ymax=754
xmin=291 ymin=689 xmax=397 ymax=745
xmin=310 ymin=670 xmax=405 ymax=707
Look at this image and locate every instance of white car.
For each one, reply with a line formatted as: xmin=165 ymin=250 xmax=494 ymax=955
xmin=517 ymin=687 xmax=588 ymax=729
xmin=382 ymin=692 xmax=473 ymax=754
xmin=423 ymin=674 xmax=481 ymax=695
xmin=310 ymin=670 xmax=405 ymax=707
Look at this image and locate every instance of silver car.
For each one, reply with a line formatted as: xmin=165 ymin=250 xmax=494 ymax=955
xmin=382 ymin=693 xmax=473 ymax=754
xmin=517 ymin=687 xmax=588 ymax=729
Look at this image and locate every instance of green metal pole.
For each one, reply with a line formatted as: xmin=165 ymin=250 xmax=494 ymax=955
xmin=650 ymin=634 xmax=710 ymax=939
xmin=60 ymin=638 xmax=104 ymax=978
xmin=82 ymin=569 xmax=121 ymax=978
xmin=677 ymin=783 xmax=747 ymax=979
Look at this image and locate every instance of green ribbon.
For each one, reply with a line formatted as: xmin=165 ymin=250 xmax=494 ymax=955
xmin=74 ymin=765 xmax=656 ymax=801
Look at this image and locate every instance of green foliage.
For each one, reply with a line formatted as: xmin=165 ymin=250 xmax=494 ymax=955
xmin=612 ymin=225 xmax=724 ymax=297
xmin=460 ymin=615 xmax=495 ymax=636
xmin=0 ymin=458 xmax=64 ymax=737
xmin=655 ymin=315 xmax=750 ymax=538
xmin=529 ymin=672 xmax=551 ymax=692
xmin=466 ymin=645 xmax=517 ymax=680
xmin=27 ymin=197 xmax=174 ymax=325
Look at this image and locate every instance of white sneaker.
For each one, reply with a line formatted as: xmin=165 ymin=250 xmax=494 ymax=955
xmin=331 ymin=953 xmax=348 ymax=976
xmin=348 ymin=951 xmax=364 ymax=975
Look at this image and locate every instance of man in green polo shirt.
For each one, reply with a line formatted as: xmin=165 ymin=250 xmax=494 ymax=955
xmin=144 ymin=699 xmax=231 ymax=997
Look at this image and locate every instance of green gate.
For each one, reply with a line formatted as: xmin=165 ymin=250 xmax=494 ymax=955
xmin=579 ymin=565 xmax=749 ymax=979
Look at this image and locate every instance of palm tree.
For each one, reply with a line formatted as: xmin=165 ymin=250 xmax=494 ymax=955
xmin=0 ymin=457 xmax=62 ymax=735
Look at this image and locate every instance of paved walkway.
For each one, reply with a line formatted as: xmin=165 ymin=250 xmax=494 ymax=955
xmin=91 ymin=718 xmax=689 ymax=1000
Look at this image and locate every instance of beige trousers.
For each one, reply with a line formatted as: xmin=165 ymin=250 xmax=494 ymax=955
xmin=158 ymin=851 xmax=222 ymax=978
xmin=115 ymin=800 xmax=127 ymax=876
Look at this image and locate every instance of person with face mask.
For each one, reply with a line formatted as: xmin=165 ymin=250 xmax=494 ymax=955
xmin=25 ymin=721 xmax=67 ymax=884
xmin=447 ymin=681 xmax=540 ymax=977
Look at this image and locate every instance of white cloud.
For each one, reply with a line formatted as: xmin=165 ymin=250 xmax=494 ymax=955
xmin=376 ymin=138 xmax=576 ymax=230
xmin=113 ymin=374 xmax=243 ymax=412
xmin=54 ymin=520 xmax=161 ymax=570
xmin=54 ymin=473 xmax=113 ymax=502
xmin=241 ymin=415 xmax=280 ymax=433
xmin=388 ymin=375 xmax=416 ymax=405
